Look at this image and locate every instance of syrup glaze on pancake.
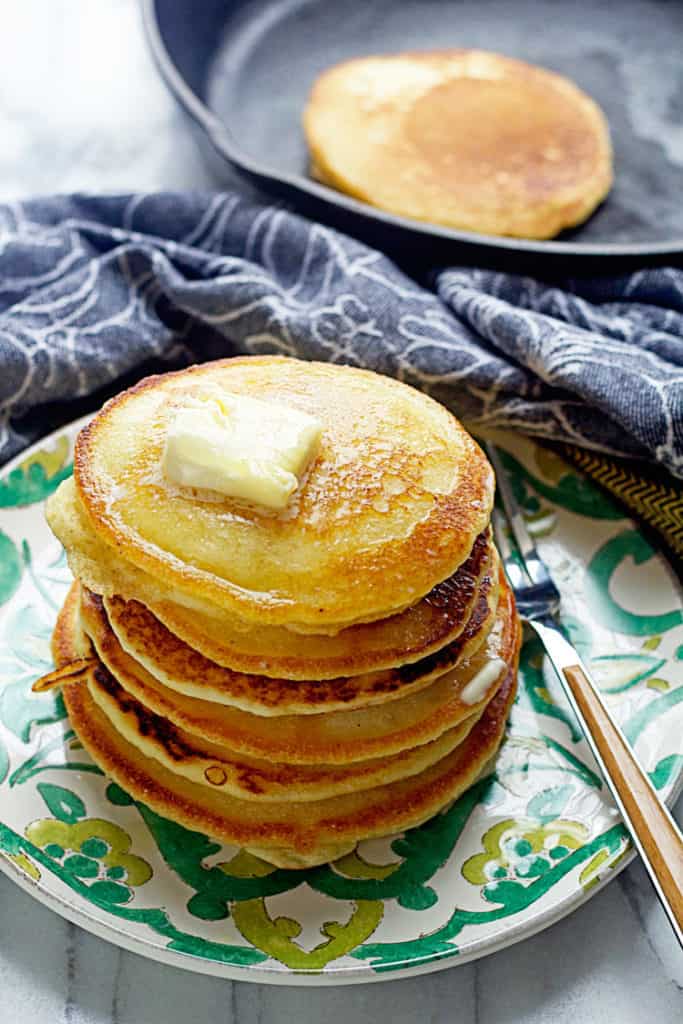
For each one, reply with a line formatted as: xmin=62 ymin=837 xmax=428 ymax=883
xmin=78 ymin=574 xmax=514 ymax=764
xmin=304 ymin=50 xmax=612 ymax=239
xmin=93 ymin=548 xmax=499 ymax=716
xmin=61 ymin=658 xmax=518 ymax=868
xmin=63 ymin=357 xmax=494 ymax=631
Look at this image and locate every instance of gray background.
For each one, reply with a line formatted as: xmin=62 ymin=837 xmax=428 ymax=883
xmin=0 ymin=3 xmax=681 ymax=1022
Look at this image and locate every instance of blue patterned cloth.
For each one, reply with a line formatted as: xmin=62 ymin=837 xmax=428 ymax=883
xmin=1 ymin=192 xmax=682 ymax=477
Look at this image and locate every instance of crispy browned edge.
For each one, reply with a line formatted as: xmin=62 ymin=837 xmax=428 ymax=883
xmin=86 ymin=662 xmax=484 ymax=798
xmin=52 ymin=565 xmax=522 ymax=859
xmin=91 ymin=537 xmax=494 ymax=714
xmin=62 ymin=655 xmax=519 ymax=854
xmin=52 ymin=580 xmax=89 ymax=666
xmin=77 ymin=576 xmax=512 ymax=763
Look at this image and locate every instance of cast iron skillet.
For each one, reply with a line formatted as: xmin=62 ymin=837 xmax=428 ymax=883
xmin=143 ymin=0 xmax=683 ymax=271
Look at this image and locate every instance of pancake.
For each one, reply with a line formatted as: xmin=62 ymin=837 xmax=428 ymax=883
xmin=95 ymin=548 xmax=499 ymax=716
xmin=78 ymin=574 xmax=514 ymax=764
xmin=304 ymin=50 xmax=613 ymax=239
xmin=53 ymin=581 xmax=503 ymax=804
xmin=49 ymin=476 xmax=495 ymax=680
xmin=61 ymin=657 xmax=518 ymax=868
xmin=52 ymin=578 xmax=92 ymax=666
xmin=123 ymin=531 xmax=495 ymax=682
xmin=51 ymin=357 xmax=494 ymax=631
xmin=98 ymin=523 xmax=493 ymax=683
xmin=86 ymin=663 xmax=484 ymax=802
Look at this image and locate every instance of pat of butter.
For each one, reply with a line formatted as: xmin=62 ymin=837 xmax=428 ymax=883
xmin=459 ymin=658 xmax=505 ymax=706
xmin=162 ymin=389 xmax=322 ymax=510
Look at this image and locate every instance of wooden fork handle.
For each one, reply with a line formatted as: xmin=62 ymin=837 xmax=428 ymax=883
xmin=563 ymin=664 xmax=683 ymax=933
xmin=531 ymin=619 xmax=683 ymax=947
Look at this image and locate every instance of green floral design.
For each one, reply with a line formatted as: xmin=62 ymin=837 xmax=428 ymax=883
xmin=8 ymin=730 xmax=103 ymax=787
xmin=589 ymin=653 xmax=666 ymax=694
xmin=579 ymin=841 xmax=631 ymax=891
xmin=0 ymin=817 xmax=267 ymax=968
xmin=105 ymin=786 xmax=312 ymax=922
xmin=354 ymin=823 xmax=629 ymax=973
xmin=586 ymin=532 xmax=683 ymax=636
xmin=307 ymin=782 xmax=486 ymax=910
xmin=514 ymin=633 xmax=583 ymax=742
xmin=0 ymin=782 xmax=268 ymax=968
xmin=649 ymin=754 xmax=683 ymax=792
xmin=0 ymin=531 xmax=22 ymax=607
xmin=500 ymin=447 xmax=623 ymax=521
xmin=26 ymin=817 xmax=152 ymax=899
xmin=22 ymin=782 xmax=150 ymax=901
xmin=0 ymin=598 xmax=67 ymax=743
xmin=462 ymin=817 xmax=589 ymax=887
xmin=232 ymin=898 xmax=383 ymax=970
xmin=0 ymin=544 xmax=71 ymax=744
xmin=0 ymin=439 xmax=72 ymax=508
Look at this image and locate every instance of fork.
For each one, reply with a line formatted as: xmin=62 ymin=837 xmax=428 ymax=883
xmin=485 ymin=440 xmax=683 ymax=948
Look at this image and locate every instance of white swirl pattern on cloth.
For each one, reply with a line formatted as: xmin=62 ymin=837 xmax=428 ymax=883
xmin=0 ymin=192 xmax=681 ymax=474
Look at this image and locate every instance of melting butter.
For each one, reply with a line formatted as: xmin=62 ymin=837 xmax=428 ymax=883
xmin=162 ymin=388 xmax=322 ymax=510
xmin=459 ymin=658 xmax=506 ymax=706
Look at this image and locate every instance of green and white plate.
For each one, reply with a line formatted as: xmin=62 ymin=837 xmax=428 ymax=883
xmin=0 ymin=418 xmax=681 ymax=984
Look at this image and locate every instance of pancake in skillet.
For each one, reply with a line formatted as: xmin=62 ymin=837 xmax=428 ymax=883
xmin=50 ymin=357 xmax=494 ymax=632
xmin=304 ymin=50 xmax=613 ymax=239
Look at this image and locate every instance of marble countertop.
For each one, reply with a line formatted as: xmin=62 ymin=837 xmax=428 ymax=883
xmin=0 ymin=3 xmax=681 ymax=1021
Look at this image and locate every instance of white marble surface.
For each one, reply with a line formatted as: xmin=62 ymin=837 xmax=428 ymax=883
xmin=0 ymin=3 xmax=681 ymax=1021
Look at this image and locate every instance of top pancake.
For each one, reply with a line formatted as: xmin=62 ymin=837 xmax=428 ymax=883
xmin=304 ymin=50 xmax=613 ymax=239
xmin=66 ymin=357 xmax=494 ymax=630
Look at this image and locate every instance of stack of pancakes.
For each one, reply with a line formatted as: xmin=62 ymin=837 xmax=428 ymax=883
xmin=44 ymin=357 xmax=520 ymax=868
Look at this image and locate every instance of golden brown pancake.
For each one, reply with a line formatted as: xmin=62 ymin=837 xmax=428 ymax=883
xmin=125 ymin=533 xmax=496 ymax=683
xmin=78 ymin=574 xmax=514 ymax=764
xmin=304 ymin=50 xmax=613 ymax=239
xmin=53 ymin=581 xmax=506 ymax=806
xmin=61 ymin=655 xmax=518 ymax=868
xmin=49 ymin=357 xmax=494 ymax=632
xmin=49 ymin=479 xmax=495 ymax=678
xmin=57 ymin=585 xmax=518 ymax=864
xmin=86 ymin=663 xmax=484 ymax=802
xmin=98 ymin=575 xmax=497 ymax=715
xmin=93 ymin=548 xmax=499 ymax=716
xmin=52 ymin=579 xmax=92 ymax=666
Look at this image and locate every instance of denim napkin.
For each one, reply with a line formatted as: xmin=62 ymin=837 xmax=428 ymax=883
xmin=1 ymin=191 xmax=681 ymax=481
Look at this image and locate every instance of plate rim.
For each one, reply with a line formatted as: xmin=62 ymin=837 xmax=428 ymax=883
xmin=1 ymin=415 xmax=682 ymax=984
xmin=142 ymin=0 xmax=683 ymax=262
